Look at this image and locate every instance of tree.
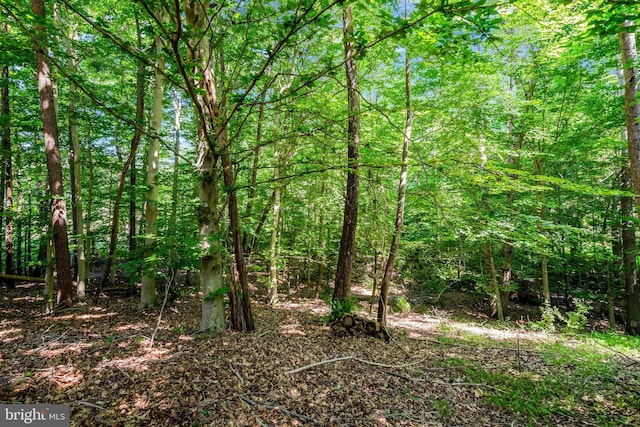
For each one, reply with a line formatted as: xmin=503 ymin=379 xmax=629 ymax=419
xmin=57 ymin=6 xmax=87 ymax=299
xmin=619 ymin=21 xmax=640 ymax=335
xmin=141 ymin=14 xmax=165 ymax=309
xmin=377 ymin=48 xmax=412 ymax=326
xmin=1 ymin=61 xmax=14 ymax=287
xmin=32 ymin=0 xmax=73 ymax=308
xmin=333 ymin=4 xmax=361 ymax=305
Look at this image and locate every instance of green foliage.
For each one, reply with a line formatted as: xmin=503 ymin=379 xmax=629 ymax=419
xmin=171 ymin=325 xmax=185 ymax=335
xmin=530 ymin=302 xmax=563 ymax=334
xmin=390 ymin=295 xmax=411 ymax=314
xmin=323 ymin=294 xmax=359 ymax=324
xmin=530 ymin=300 xmax=591 ymax=335
xmin=464 ymin=334 xmax=638 ymax=424
xmin=204 ymin=286 xmax=230 ymax=302
xmin=589 ymin=332 xmax=640 ymax=353
xmin=433 ymin=399 xmax=452 ymax=420
xmin=564 ymin=300 xmax=591 ymax=335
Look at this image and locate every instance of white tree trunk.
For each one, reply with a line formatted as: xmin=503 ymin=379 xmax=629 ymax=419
xmin=141 ymin=33 xmax=165 ymax=308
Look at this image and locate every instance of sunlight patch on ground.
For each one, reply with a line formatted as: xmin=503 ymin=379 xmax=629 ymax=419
xmin=445 ymin=320 xmax=550 ymax=343
xmin=115 ymin=323 xmax=150 ymax=332
xmin=28 ymin=341 xmax=94 ymax=358
xmin=280 ymin=323 xmax=306 ymax=336
xmin=0 ymin=327 xmax=23 ymax=344
xmin=387 ymin=313 xmax=443 ymax=338
xmin=278 ymin=300 xmax=329 ymax=316
xmin=54 ymin=310 xmax=118 ymax=322
xmin=11 ymin=364 xmax=83 ymax=393
xmin=96 ymin=347 xmax=171 ymax=372
xmin=40 ymin=364 xmax=84 ymax=389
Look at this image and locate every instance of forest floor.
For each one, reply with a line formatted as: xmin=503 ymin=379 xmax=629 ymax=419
xmin=1 ymin=279 xmax=640 ymax=426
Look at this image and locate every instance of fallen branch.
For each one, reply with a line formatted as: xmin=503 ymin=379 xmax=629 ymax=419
xmin=76 ymin=400 xmax=106 ymax=410
xmin=286 ymin=356 xmax=354 ymax=374
xmin=286 ymin=354 xmax=430 ymax=375
xmin=0 ymin=273 xmax=45 ymax=283
xmin=238 ymin=395 xmax=316 ymax=423
xmin=149 ymin=269 xmax=175 ymax=349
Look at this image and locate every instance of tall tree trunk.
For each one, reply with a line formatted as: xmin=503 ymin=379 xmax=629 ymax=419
xmin=141 ymin=31 xmax=165 ymax=309
xmin=267 ymin=121 xmax=282 ymax=306
xmin=498 ymin=76 xmax=530 ymax=318
xmin=62 ymin=24 xmax=86 ymax=299
xmin=243 ymin=101 xmax=264 ymax=253
xmin=169 ymin=88 xmax=181 ymax=282
xmin=218 ymin=84 xmax=254 ymax=331
xmin=197 ymin=122 xmax=225 ymax=332
xmin=619 ymin=23 xmax=640 ymax=335
xmin=181 ymin=2 xmax=254 ymax=331
xmin=534 ymin=157 xmax=551 ymax=305
xmin=478 ymin=138 xmax=504 ymax=320
xmin=377 ymin=51 xmax=412 ymax=326
xmin=315 ymin=169 xmax=327 ymax=299
xmin=32 ymin=0 xmax=73 ymax=307
xmin=86 ymin=129 xmax=94 ymax=268
xmin=128 ymin=16 xmax=142 ymax=255
xmin=1 ymin=64 xmax=14 ymax=287
xmin=485 ymin=241 xmax=503 ymax=320
xmin=44 ymin=224 xmax=54 ymax=313
xmin=621 ymin=164 xmax=637 ymax=332
xmin=333 ymin=4 xmax=360 ymax=304
xmin=96 ymin=54 xmax=145 ymax=302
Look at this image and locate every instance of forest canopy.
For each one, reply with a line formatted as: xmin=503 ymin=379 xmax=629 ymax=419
xmin=0 ymin=0 xmax=639 ymax=336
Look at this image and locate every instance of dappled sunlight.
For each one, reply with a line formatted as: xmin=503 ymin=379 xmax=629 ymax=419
xmin=96 ymin=347 xmax=172 ymax=372
xmin=11 ymin=364 xmax=84 ymax=393
xmin=39 ymin=364 xmax=84 ymax=389
xmin=117 ymin=392 xmax=154 ymax=415
xmin=278 ymin=299 xmax=329 ymax=317
xmin=453 ymin=323 xmax=533 ymax=341
xmin=0 ymin=326 xmax=23 ymax=344
xmin=57 ymin=307 xmax=118 ymax=322
xmin=116 ymin=323 xmax=150 ymax=332
xmin=28 ymin=341 xmax=94 ymax=358
xmin=280 ymin=323 xmax=306 ymax=336
xmin=387 ymin=312 xmax=443 ymax=338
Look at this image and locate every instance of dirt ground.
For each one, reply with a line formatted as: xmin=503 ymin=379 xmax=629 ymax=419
xmin=1 ymin=281 xmax=638 ymax=426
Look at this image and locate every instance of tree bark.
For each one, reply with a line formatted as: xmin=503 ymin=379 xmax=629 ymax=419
xmin=32 ymin=0 xmax=73 ymax=307
xmin=169 ymin=88 xmax=181 ymax=282
xmin=315 ymin=168 xmax=327 ymax=299
xmin=141 ymin=30 xmax=165 ymax=309
xmin=377 ymin=51 xmax=412 ymax=326
xmin=619 ymin=24 xmax=640 ymax=335
xmin=197 ymin=122 xmax=225 ymax=332
xmin=267 ymin=118 xmax=282 ymax=305
xmin=243 ymin=101 xmax=264 ymax=253
xmin=333 ymin=4 xmax=360 ymax=304
xmin=63 ymin=23 xmax=87 ymax=299
xmin=181 ymin=1 xmax=254 ymax=331
xmin=1 ymin=64 xmax=14 ymax=287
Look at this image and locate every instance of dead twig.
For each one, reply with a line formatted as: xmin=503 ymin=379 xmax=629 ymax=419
xmin=286 ymin=354 xmax=430 ymax=375
xmin=149 ymin=269 xmax=176 ymax=349
xmin=238 ymin=395 xmax=316 ymax=423
xmin=76 ymin=400 xmax=106 ymax=410
xmin=589 ymin=335 xmax=640 ymax=366
xmin=229 ymin=364 xmax=245 ymax=386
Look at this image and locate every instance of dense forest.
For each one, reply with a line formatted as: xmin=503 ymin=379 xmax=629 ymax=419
xmin=2 ymin=0 xmax=640 ymax=425
xmin=2 ymin=0 xmax=639 ymax=332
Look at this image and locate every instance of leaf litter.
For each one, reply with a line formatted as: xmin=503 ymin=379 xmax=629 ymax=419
xmin=1 ymin=284 xmax=638 ymax=426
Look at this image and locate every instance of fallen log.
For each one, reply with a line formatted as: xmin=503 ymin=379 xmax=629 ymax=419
xmin=0 ymin=273 xmax=46 ymax=283
xmin=333 ymin=313 xmax=389 ymax=340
